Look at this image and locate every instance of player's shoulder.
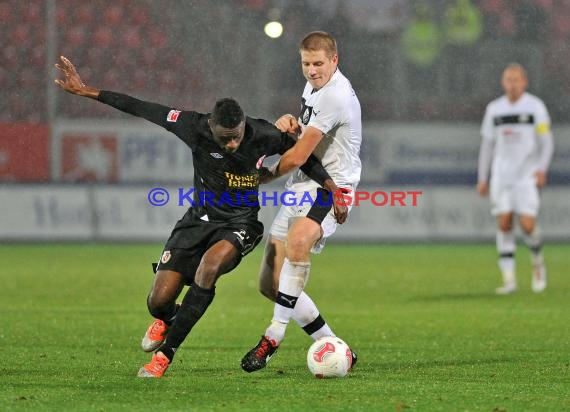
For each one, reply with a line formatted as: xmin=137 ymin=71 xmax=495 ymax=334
xmin=245 ymin=116 xmax=281 ymax=139
xmin=487 ymin=95 xmax=507 ymax=110
xmin=166 ymin=108 xmax=205 ymax=124
xmin=317 ymin=71 xmax=358 ymax=109
xmin=245 ymin=116 xmax=277 ymax=130
xmin=162 ymin=109 xmax=207 ymax=138
xmin=522 ymin=92 xmax=547 ymax=108
xmin=326 ymin=70 xmax=356 ymax=98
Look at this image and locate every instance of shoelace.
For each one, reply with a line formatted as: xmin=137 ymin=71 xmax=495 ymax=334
xmin=149 ymin=320 xmax=166 ymax=337
xmin=148 ymin=355 xmax=169 ymax=373
xmin=255 ymin=338 xmax=274 ymax=358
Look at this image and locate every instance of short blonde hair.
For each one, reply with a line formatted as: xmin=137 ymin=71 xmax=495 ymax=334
xmin=503 ymin=63 xmax=528 ymax=79
xmin=300 ymin=31 xmax=337 ymax=58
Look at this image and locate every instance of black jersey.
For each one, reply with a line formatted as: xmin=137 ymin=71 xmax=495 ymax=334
xmin=98 ymin=91 xmax=330 ymax=223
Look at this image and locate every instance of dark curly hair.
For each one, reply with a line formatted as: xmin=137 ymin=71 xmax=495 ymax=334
xmin=211 ymin=98 xmax=245 ymax=128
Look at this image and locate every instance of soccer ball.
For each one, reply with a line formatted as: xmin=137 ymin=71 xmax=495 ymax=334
xmin=307 ymin=336 xmax=352 ymax=378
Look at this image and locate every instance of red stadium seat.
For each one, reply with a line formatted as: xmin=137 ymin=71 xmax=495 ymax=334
xmin=129 ymin=7 xmax=149 ymax=25
xmin=18 ymin=67 xmax=36 ymax=90
xmin=66 ymin=26 xmax=87 ymax=48
xmin=103 ymin=5 xmax=124 ymax=26
xmin=121 ymin=26 xmax=142 ymax=49
xmin=29 ymin=45 xmax=45 ymax=68
xmin=11 ymin=25 xmax=30 ymax=45
xmin=0 ymin=67 xmax=7 ymax=90
xmin=3 ymin=45 xmax=20 ymax=66
xmin=147 ymin=28 xmax=168 ymax=48
xmin=74 ymin=4 xmax=94 ymax=25
xmin=140 ymin=48 xmax=158 ymax=66
xmin=93 ymin=26 xmax=113 ymax=48
xmin=0 ymin=2 xmax=12 ymax=23
xmin=55 ymin=5 xmax=68 ymax=25
xmin=22 ymin=2 xmax=42 ymax=23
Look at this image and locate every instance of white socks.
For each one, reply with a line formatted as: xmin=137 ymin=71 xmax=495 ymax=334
xmin=293 ymin=292 xmax=335 ymax=340
xmin=265 ymin=258 xmax=310 ymax=343
xmin=497 ymin=230 xmax=516 ymax=286
xmin=524 ymin=227 xmax=544 ymax=264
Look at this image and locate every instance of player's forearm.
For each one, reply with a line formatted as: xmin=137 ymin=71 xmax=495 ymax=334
xmin=477 ymin=138 xmax=494 ymax=182
xmin=98 ymin=90 xmax=148 ymax=115
xmin=537 ymin=132 xmax=554 ymax=172
xmin=76 ymin=86 xmax=100 ymax=99
xmin=265 ymin=152 xmax=330 ymax=187
xmin=277 ymin=147 xmax=310 ymax=175
xmin=322 ymin=178 xmax=340 ymax=194
xmin=97 ymin=91 xmax=170 ymax=125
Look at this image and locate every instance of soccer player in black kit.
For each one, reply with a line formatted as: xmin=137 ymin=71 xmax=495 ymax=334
xmin=55 ymin=56 xmax=347 ymax=378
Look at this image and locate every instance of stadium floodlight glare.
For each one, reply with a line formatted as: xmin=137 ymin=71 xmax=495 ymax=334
xmin=264 ymin=21 xmax=283 ymax=39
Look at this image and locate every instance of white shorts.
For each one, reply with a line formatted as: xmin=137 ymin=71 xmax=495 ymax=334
xmin=269 ymin=187 xmax=353 ymax=254
xmin=490 ymin=181 xmax=540 ymax=217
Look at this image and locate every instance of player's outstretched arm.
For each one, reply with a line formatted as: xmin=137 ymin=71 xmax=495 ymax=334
xmin=54 ymin=56 xmax=100 ymax=99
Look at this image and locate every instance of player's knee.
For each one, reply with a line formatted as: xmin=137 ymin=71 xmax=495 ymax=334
xmin=520 ymin=219 xmax=535 ymax=234
xmin=498 ymin=217 xmax=513 ymax=232
xmin=285 ymin=235 xmax=312 ymax=261
xmin=147 ymin=293 xmax=174 ymax=319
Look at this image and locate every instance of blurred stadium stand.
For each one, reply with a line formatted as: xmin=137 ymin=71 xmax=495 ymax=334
xmin=2 ymin=0 xmax=570 ymax=123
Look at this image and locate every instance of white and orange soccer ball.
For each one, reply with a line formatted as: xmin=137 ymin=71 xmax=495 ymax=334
xmin=306 ymin=336 xmax=352 ymax=378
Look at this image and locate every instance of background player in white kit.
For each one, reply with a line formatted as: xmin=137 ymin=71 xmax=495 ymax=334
xmin=241 ymin=31 xmax=362 ymax=372
xmin=477 ymin=63 xmax=554 ymax=295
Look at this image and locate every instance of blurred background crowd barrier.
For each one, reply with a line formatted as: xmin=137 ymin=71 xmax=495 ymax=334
xmin=1 ymin=0 xmax=569 ymax=241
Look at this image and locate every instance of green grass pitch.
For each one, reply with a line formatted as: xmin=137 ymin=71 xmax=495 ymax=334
xmin=1 ymin=243 xmax=568 ymax=411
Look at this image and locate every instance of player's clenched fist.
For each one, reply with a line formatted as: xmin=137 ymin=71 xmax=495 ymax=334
xmin=275 ymin=114 xmax=300 ymax=136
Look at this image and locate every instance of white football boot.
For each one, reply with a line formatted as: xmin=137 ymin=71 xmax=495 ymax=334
xmin=495 ymin=282 xmax=518 ymax=295
xmin=531 ymin=263 xmax=547 ymax=293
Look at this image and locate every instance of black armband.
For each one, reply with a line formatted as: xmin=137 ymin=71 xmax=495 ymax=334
xmin=299 ymin=154 xmax=331 ymax=187
xmin=306 ymin=188 xmax=333 ymax=224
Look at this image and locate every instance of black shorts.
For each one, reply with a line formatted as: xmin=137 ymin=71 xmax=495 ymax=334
xmin=154 ymin=211 xmax=264 ymax=285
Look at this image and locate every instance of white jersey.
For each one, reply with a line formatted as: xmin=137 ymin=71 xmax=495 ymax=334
xmin=480 ymin=92 xmax=551 ymax=187
xmin=285 ymin=69 xmax=362 ymax=191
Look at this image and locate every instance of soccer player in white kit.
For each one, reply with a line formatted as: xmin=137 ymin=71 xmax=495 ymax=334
xmin=241 ymin=31 xmax=362 ymax=372
xmin=477 ymin=63 xmax=554 ymax=295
